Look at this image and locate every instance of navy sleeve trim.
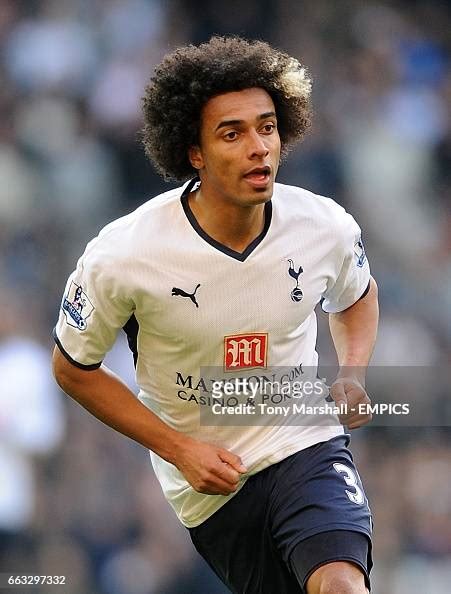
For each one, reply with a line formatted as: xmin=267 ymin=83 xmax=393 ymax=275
xmin=321 ymin=279 xmax=371 ymax=313
xmin=357 ymin=279 xmax=371 ymax=301
xmin=337 ymin=279 xmax=371 ymax=312
xmin=52 ymin=328 xmax=102 ymax=371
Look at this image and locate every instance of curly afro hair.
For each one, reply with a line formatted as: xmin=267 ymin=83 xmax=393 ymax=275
xmin=142 ymin=36 xmax=312 ymax=182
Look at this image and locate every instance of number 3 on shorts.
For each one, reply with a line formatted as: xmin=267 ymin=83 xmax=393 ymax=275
xmin=333 ymin=463 xmax=365 ymax=505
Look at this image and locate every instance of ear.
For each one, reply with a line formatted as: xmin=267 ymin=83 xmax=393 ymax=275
xmin=188 ymin=145 xmax=204 ymax=171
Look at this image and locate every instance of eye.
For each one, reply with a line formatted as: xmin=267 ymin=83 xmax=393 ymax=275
xmin=261 ymin=123 xmax=276 ymax=134
xmin=224 ymin=130 xmax=239 ymax=141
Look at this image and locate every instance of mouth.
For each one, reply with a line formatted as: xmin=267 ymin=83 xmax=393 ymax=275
xmin=243 ymin=166 xmax=272 ymax=189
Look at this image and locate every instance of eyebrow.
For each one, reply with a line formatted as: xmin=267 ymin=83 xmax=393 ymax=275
xmin=215 ymin=111 xmax=277 ymax=132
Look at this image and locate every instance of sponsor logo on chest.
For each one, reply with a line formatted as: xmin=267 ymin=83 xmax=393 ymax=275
xmin=224 ymin=333 xmax=268 ymax=372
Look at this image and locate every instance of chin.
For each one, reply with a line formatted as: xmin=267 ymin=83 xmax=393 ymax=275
xmin=242 ymin=195 xmax=271 ymax=208
xmin=252 ymin=186 xmax=273 ymax=201
xmin=233 ymin=181 xmax=274 ymax=206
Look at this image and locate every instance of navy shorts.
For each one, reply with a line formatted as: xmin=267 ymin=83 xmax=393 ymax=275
xmin=189 ymin=434 xmax=373 ymax=594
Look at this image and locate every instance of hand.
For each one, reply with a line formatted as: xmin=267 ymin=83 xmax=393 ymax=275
xmin=329 ymin=377 xmax=372 ymax=430
xmin=173 ymin=436 xmax=248 ymax=496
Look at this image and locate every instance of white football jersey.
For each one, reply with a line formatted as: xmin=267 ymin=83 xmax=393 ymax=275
xmin=54 ymin=180 xmax=370 ymax=527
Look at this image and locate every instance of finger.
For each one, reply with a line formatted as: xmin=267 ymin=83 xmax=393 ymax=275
xmin=337 ymin=403 xmax=364 ymax=426
xmin=214 ymin=461 xmax=241 ymax=485
xmin=329 ymin=382 xmax=347 ymax=408
xmin=347 ymin=414 xmax=372 ymax=430
xmin=345 ymin=397 xmax=372 ymax=429
xmin=330 ymin=383 xmax=352 ymax=425
xmin=196 ymin=475 xmax=240 ymax=496
xmin=218 ymin=449 xmax=248 ymax=473
xmin=340 ymin=406 xmax=371 ymax=428
xmin=345 ymin=384 xmax=368 ymax=407
xmin=346 ymin=393 xmax=371 ymax=417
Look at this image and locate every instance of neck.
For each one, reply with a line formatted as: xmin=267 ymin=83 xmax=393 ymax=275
xmin=188 ymin=187 xmax=267 ymax=253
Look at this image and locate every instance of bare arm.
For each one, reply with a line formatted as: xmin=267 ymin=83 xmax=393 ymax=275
xmin=328 ymin=276 xmax=379 ymax=428
xmin=52 ymin=347 xmax=247 ymax=493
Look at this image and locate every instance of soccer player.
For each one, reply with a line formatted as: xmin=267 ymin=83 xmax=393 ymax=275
xmin=53 ymin=37 xmax=378 ymax=594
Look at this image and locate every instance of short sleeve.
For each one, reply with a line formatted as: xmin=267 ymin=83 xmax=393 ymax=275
xmin=53 ymin=241 xmax=134 ymax=369
xmin=321 ymin=211 xmax=370 ymax=313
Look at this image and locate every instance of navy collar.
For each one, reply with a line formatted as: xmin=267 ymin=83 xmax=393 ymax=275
xmin=180 ymin=178 xmax=272 ymax=262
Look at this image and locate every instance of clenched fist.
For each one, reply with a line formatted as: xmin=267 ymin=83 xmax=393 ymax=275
xmin=173 ymin=436 xmax=248 ymax=495
xmin=329 ymin=377 xmax=372 ymax=430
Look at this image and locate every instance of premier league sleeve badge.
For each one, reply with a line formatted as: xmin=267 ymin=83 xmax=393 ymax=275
xmin=62 ymin=281 xmax=95 ymax=330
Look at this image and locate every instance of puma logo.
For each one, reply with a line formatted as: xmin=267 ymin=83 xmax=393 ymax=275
xmin=171 ymin=284 xmax=201 ymax=307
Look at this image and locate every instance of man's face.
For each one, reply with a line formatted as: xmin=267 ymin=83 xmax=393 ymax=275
xmin=189 ymin=88 xmax=281 ymax=207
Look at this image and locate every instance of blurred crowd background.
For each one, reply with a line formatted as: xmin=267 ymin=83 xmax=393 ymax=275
xmin=1 ymin=0 xmax=450 ymax=592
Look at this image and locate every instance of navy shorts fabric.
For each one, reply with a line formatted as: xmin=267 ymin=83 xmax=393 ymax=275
xmin=188 ymin=434 xmax=373 ymax=594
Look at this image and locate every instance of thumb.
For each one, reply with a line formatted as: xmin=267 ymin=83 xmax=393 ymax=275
xmin=330 ymin=381 xmax=347 ymax=407
xmin=218 ymin=449 xmax=248 ymax=474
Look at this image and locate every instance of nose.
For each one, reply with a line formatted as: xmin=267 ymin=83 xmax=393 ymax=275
xmin=247 ymin=129 xmax=269 ymax=159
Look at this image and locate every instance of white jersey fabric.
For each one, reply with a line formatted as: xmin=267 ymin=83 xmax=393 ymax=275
xmin=54 ymin=180 xmax=370 ymax=527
